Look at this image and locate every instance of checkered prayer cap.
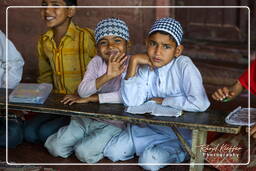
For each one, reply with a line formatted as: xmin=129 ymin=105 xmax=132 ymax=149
xmin=95 ymin=18 xmax=130 ymax=43
xmin=149 ymin=17 xmax=183 ymax=45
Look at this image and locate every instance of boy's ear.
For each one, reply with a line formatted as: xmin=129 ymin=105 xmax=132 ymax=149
xmin=68 ymin=7 xmax=76 ymax=17
xmin=175 ymin=45 xmax=184 ymax=57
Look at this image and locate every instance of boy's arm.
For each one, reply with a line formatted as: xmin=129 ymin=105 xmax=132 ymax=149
xmin=98 ymin=91 xmax=122 ymax=104
xmin=37 ymin=39 xmax=53 ymax=84
xmin=78 ymin=57 xmax=99 ymax=98
xmin=121 ymin=54 xmax=151 ymax=106
xmin=162 ymin=61 xmax=210 ymax=112
xmin=0 ymin=32 xmax=24 ymax=89
xmin=125 ymin=54 xmax=152 ymax=80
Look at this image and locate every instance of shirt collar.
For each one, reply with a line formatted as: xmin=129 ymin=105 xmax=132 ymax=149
xmin=154 ymin=57 xmax=176 ymax=75
xmin=42 ymin=21 xmax=76 ymax=41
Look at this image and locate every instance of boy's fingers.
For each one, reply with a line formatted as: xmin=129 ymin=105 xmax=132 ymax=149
xmin=119 ymin=55 xmax=128 ymax=65
xmin=222 ymin=87 xmax=230 ymax=97
xmin=109 ymin=54 xmax=114 ymax=63
xmin=112 ymin=52 xmax=121 ymax=62
xmin=211 ymin=93 xmax=218 ymax=100
xmin=120 ymin=65 xmax=127 ymax=74
xmin=116 ymin=53 xmax=126 ymax=63
xmin=216 ymin=88 xmax=226 ymax=100
xmin=69 ymin=101 xmax=75 ymax=105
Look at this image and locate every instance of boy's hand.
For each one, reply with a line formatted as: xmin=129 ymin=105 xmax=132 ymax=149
xmin=61 ymin=94 xmax=99 ymax=105
xmin=212 ymin=80 xmax=244 ymax=102
xmin=150 ymin=97 xmax=164 ymax=104
xmin=106 ymin=52 xmax=127 ymax=79
xmin=131 ymin=54 xmax=153 ymax=68
xmin=211 ymin=87 xmax=235 ymax=102
xmin=125 ymin=54 xmax=153 ymax=80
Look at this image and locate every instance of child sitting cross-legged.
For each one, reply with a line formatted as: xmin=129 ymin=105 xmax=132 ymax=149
xmin=44 ymin=18 xmax=130 ymax=163
xmin=103 ymin=17 xmax=210 ymax=171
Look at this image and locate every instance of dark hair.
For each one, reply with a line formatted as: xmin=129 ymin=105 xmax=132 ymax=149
xmin=149 ymin=30 xmax=178 ymax=47
xmin=63 ymin=0 xmax=77 ymax=6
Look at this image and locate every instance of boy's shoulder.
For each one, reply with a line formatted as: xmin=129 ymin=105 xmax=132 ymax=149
xmin=39 ymin=23 xmax=95 ymax=40
xmin=175 ymin=55 xmax=194 ymax=66
xmin=75 ymin=24 xmax=95 ymax=38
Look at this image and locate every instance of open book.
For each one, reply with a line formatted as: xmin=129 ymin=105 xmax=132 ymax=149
xmin=225 ymin=106 xmax=256 ymax=126
xmin=9 ymin=83 xmax=53 ymax=104
xmin=125 ymin=101 xmax=183 ymax=117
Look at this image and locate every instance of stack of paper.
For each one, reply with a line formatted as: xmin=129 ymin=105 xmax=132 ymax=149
xmin=9 ymin=83 xmax=53 ymax=104
xmin=126 ymin=101 xmax=183 ymax=117
xmin=225 ymin=106 xmax=256 ymax=126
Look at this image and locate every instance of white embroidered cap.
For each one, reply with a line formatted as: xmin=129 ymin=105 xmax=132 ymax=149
xmin=95 ymin=18 xmax=130 ymax=43
xmin=148 ymin=17 xmax=183 ymax=45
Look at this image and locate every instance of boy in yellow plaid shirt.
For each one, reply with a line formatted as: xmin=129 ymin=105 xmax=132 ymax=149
xmin=24 ymin=0 xmax=96 ymax=143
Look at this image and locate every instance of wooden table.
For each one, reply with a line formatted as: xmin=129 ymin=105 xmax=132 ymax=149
xmin=0 ymin=89 xmax=241 ymax=171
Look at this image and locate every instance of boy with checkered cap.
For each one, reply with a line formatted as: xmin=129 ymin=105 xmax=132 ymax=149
xmin=104 ymin=17 xmax=210 ymax=171
xmin=45 ymin=18 xmax=130 ymax=163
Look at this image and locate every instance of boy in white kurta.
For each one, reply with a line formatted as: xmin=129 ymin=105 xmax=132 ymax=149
xmin=0 ymin=30 xmax=24 ymax=148
xmin=104 ymin=18 xmax=210 ymax=171
xmin=45 ymin=18 xmax=130 ymax=163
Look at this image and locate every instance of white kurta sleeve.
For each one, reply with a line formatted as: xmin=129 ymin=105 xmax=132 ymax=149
xmin=78 ymin=57 xmax=98 ymax=97
xmin=98 ymin=91 xmax=122 ymax=104
xmin=121 ymin=66 xmax=149 ymax=106
xmin=0 ymin=31 xmax=24 ymax=89
xmin=162 ymin=61 xmax=210 ymax=112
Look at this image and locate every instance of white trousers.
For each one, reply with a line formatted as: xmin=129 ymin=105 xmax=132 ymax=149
xmin=45 ymin=116 xmax=122 ymax=163
xmin=104 ymin=124 xmax=191 ymax=171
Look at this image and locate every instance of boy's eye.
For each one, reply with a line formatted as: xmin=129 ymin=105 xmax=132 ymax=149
xmin=163 ymin=44 xmax=171 ymax=49
xmin=114 ymin=39 xmax=122 ymax=43
xmin=99 ymin=41 xmax=108 ymax=46
xmin=149 ymin=41 xmax=157 ymax=46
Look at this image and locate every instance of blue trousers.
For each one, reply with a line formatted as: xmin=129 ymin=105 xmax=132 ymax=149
xmin=0 ymin=118 xmax=24 ymax=148
xmin=24 ymin=114 xmax=70 ymax=143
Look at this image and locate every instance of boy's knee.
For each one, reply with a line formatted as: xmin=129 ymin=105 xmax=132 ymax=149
xmin=7 ymin=121 xmax=23 ymax=148
xmin=104 ymin=140 xmax=134 ymax=162
xmin=23 ymin=124 xmax=38 ymax=143
xmin=44 ymin=134 xmax=72 ymax=158
xmin=139 ymin=146 xmax=172 ymax=171
xmin=75 ymin=143 xmax=103 ymax=163
xmin=39 ymin=125 xmax=55 ymax=143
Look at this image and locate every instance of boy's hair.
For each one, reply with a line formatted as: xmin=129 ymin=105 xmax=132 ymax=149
xmin=95 ymin=17 xmax=130 ymax=44
xmin=149 ymin=30 xmax=178 ymax=46
xmin=148 ymin=17 xmax=183 ymax=46
xmin=63 ymin=0 xmax=77 ymax=6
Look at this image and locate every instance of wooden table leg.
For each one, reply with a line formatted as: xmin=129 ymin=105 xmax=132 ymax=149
xmin=189 ymin=130 xmax=207 ymax=171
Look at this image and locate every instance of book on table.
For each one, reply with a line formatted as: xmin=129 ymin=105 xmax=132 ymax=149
xmin=225 ymin=106 xmax=256 ymax=126
xmin=9 ymin=83 xmax=53 ymax=104
xmin=125 ymin=101 xmax=183 ymax=117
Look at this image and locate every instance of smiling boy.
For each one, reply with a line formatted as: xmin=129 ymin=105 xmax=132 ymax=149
xmin=24 ymin=0 xmax=96 ymax=144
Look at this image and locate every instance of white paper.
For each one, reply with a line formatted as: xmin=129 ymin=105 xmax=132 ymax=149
xmin=225 ymin=106 xmax=256 ymax=126
xmin=126 ymin=101 xmax=183 ymax=117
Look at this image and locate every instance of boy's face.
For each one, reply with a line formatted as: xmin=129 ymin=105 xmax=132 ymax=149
xmin=97 ymin=36 xmax=127 ymax=62
xmin=146 ymin=32 xmax=183 ymax=68
xmin=41 ymin=0 xmax=74 ymax=29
